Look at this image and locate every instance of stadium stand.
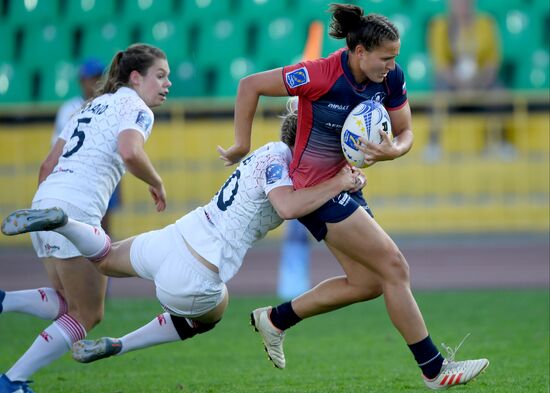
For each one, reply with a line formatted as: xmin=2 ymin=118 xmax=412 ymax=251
xmin=0 ymin=0 xmax=548 ymax=243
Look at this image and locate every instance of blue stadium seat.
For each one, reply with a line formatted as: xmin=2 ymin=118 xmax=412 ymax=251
xmin=253 ymin=16 xmax=308 ymax=70
xmin=195 ymin=18 xmax=248 ymax=67
xmin=79 ymin=22 xmax=132 ymax=63
xmin=121 ymin=0 xmax=174 ymax=23
xmin=213 ymin=57 xmax=259 ymax=97
xmin=182 ymin=0 xmax=233 ymax=21
xmin=169 ymin=59 xmax=206 ymax=97
xmin=38 ymin=62 xmax=80 ymax=103
xmin=63 ymin=0 xmax=117 ymax=24
xmin=0 ymin=23 xmax=17 ymax=62
xmin=7 ymin=0 xmax=60 ymax=26
xmin=139 ymin=18 xmax=190 ymax=63
xmin=21 ymin=24 xmax=73 ymax=70
xmin=514 ymin=48 xmax=549 ymax=90
xmin=0 ymin=63 xmax=33 ymax=104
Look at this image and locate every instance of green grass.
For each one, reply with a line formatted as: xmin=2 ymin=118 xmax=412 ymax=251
xmin=1 ymin=290 xmax=548 ymax=393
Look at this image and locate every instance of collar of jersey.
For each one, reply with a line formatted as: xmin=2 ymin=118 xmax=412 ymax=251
xmin=340 ymin=50 xmax=368 ymax=91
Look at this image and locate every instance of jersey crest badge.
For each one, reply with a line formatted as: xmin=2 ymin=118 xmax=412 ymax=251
xmin=266 ymin=163 xmax=283 ymax=184
xmin=136 ymin=110 xmax=152 ymax=130
xmin=285 ymin=67 xmax=310 ymax=88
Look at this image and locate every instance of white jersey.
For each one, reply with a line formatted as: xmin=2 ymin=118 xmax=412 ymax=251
xmin=34 ymin=87 xmax=154 ymax=219
xmin=52 ymin=96 xmax=84 ymax=146
xmin=176 ymin=141 xmax=293 ymax=282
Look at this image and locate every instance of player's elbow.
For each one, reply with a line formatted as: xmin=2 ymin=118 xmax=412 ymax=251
xmin=274 ymin=205 xmax=301 ymax=220
xmin=119 ymin=145 xmax=142 ymax=165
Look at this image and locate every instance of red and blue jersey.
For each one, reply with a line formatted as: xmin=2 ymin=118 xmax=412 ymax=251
xmin=283 ymin=49 xmax=408 ymax=189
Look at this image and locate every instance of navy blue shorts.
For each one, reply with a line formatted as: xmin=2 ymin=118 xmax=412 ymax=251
xmin=298 ymin=191 xmax=374 ymax=241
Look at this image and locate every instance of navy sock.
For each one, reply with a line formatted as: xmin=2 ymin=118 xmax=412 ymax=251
xmin=269 ymin=301 xmax=302 ymax=331
xmin=408 ymin=335 xmax=444 ymax=379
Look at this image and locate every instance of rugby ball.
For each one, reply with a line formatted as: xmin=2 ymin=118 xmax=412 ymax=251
xmin=341 ymin=100 xmax=392 ymax=168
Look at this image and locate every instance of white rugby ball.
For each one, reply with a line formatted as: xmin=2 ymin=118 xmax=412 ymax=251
xmin=341 ymin=100 xmax=392 ymax=168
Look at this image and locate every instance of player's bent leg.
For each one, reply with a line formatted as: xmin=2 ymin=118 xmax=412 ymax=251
xmin=1 ymin=207 xmax=67 ymax=236
xmin=93 ymin=237 xmax=138 ymax=278
xmin=72 ymin=314 xmax=221 ymax=364
xmin=54 ymin=257 xmax=108 ymax=330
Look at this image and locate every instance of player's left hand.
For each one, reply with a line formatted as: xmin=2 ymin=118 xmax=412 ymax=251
xmin=217 ymin=144 xmax=249 ymax=166
xmin=358 ymin=129 xmax=397 ymax=167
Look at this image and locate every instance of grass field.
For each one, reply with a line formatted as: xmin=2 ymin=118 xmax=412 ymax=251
xmin=0 ymin=290 xmax=548 ymax=393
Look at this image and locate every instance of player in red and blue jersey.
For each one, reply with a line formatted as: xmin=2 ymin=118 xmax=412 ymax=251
xmin=219 ymin=4 xmax=488 ymax=390
xmin=283 ymin=47 xmax=408 ymax=189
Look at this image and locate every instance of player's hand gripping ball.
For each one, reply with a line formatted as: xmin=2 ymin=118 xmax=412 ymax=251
xmin=341 ymin=100 xmax=392 ymax=168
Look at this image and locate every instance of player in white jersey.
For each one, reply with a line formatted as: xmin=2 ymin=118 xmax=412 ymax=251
xmin=0 ymin=44 xmax=171 ymax=393
xmin=1 ymin=108 xmax=363 ymax=368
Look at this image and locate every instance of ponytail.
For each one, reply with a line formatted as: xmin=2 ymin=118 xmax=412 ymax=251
xmin=328 ymin=3 xmax=399 ymax=51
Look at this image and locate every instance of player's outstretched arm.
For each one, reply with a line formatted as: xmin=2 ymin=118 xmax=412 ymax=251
xmin=219 ymin=69 xmax=289 ymax=166
xmin=268 ymin=166 xmax=358 ymax=220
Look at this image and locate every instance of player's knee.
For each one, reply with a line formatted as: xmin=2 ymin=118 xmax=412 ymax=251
xmin=170 ymin=314 xmax=220 ymax=340
xmin=381 ymin=250 xmax=410 ymax=283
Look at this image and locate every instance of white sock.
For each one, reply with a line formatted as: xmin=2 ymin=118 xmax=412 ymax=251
xmin=6 ymin=314 xmax=86 ymax=382
xmin=54 ymin=218 xmax=111 ymax=260
xmin=2 ymin=288 xmax=67 ymax=320
xmin=119 ymin=313 xmax=181 ymax=355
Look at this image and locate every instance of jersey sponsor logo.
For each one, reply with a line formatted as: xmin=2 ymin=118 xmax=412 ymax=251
xmin=285 ymin=67 xmax=310 ymax=88
xmin=266 ymin=163 xmax=283 ymax=184
xmin=325 ymin=122 xmax=343 ymax=129
xmin=136 ymin=110 xmax=152 ymax=130
xmin=328 ymin=103 xmax=350 ymax=111
xmin=402 ymin=81 xmax=407 ymax=95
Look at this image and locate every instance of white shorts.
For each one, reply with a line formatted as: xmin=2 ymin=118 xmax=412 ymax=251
xmin=130 ymin=224 xmax=227 ymax=318
xmin=30 ymin=199 xmax=101 ymax=259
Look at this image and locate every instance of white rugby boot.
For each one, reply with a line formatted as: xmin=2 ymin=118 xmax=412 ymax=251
xmin=250 ymin=307 xmax=286 ymax=369
xmin=423 ymin=334 xmax=489 ymax=390
xmin=1 ymin=208 xmax=67 ymax=236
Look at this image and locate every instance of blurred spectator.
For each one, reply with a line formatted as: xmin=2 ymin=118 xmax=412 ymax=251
xmin=424 ymin=0 xmax=513 ymax=161
xmin=52 ymin=58 xmax=122 ymax=235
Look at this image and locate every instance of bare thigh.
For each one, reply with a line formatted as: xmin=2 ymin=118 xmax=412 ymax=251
xmin=43 ymin=257 xmax=108 ymax=330
xmin=326 ymin=242 xmax=383 ymax=299
xmin=325 ymin=208 xmax=406 ymax=281
xmin=95 ymin=236 xmax=139 ymax=278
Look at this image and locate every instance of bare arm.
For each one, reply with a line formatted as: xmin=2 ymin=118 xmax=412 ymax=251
xmin=118 ymin=129 xmax=166 ymax=212
xmin=38 ymin=139 xmax=66 ymax=185
xmin=268 ymin=166 xmax=358 ymax=220
xmin=360 ymin=102 xmax=414 ymax=167
xmin=217 ymin=69 xmax=289 ymax=166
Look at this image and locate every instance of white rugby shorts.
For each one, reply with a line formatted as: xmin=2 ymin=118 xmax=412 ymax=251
xmin=30 ymin=198 xmax=101 ymax=259
xmin=130 ymin=224 xmax=227 ymax=318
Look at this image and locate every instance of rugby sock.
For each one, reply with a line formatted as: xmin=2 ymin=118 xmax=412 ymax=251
xmin=408 ymin=335 xmax=444 ymax=379
xmin=269 ymin=301 xmax=302 ymax=331
xmin=54 ymin=218 xmax=111 ymax=261
xmin=6 ymin=314 xmax=86 ymax=382
xmin=1 ymin=288 xmax=67 ymax=320
xmin=118 ymin=313 xmax=180 ymax=355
